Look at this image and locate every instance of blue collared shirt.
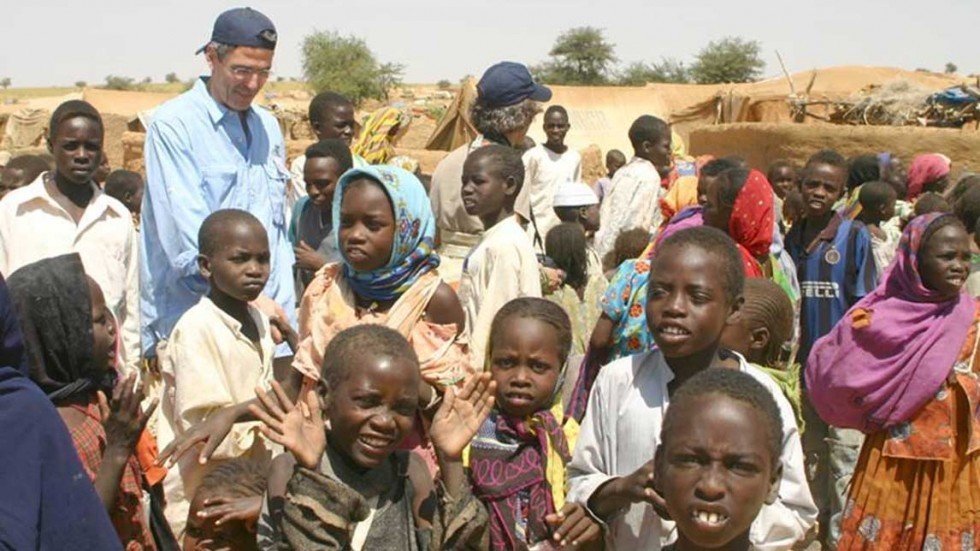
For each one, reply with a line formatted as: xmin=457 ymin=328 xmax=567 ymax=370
xmin=141 ymin=77 xmax=296 ymax=356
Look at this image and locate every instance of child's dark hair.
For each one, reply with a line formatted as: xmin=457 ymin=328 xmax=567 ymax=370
xmin=949 ymin=174 xmax=980 ymax=206
xmin=489 ymin=297 xmax=573 ymax=366
xmin=857 ymin=180 xmax=897 ymax=216
xmin=545 ymin=222 xmax=587 ymax=290
xmin=701 ymin=158 xmax=741 ymax=178
xmin=955 ymin=185 xmax=980 ymax=233
xmin=466 ymin=144 xmax=525 ymax=192
xmin=720 ymin=156 xmax=750 ymax=170
xmin=606 ymin=149 xmax=626 ymax=164
xmin=48 ymin=100 xmax=103 ymax=143
xmin=198 ymin=208 xmax=266 ymax=257
xmin=716 ymin=168 xmax=751 ymax=209
xmin=611 ymin=228 xmax=652 ymax=268
xmin=320 ymin=324 xmax=419 ymax=393
xmin=847 ymin=154 xmax=881 ymax=191
xmin=544 ymin=105 xmax=568 ymax=119
xmin=5 ymin=155 xmax=50 ymax=182
xmin=783 ymin=189 xmax=805 ymax=221
xmin=305 ymin=138 xmax=354 ymax=173
xmin=766 ymin=159 xmax=796 ymax=181
xmin=104 ymin=170 xmax=143 ymax=198
xmin=653 ymin=226 xmax=744 ymax=301
xmin=308 ymin=91 xmax=352 ymax=125
xmin=663 ymin=368 xmax=782 ymax=466
xmin=195 ymin=456 xmax=269 ymax=502
xmin=914 ymin=193 xmax=952 ymax=217
xmin=805 ymin=149 xmax=846 ymax=170
xmin=628 ymin=115 xmax=669 ymax=150
xmin=740 ymin=279 xmax=794 ymax=366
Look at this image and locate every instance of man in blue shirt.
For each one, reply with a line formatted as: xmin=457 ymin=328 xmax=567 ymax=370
xmin=141 ymin=7 xmax=295 ymax=359
xmin=785 ymin=149 xmax=877 ymax=548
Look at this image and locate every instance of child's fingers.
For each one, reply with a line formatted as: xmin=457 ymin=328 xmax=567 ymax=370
xmin=138 ymin=398 xmax=160 ymax=430
xmin=270 ymin=381 xmax=295 ymax=412
xmin=552 ymin=504 xmax=582 ymax=539
xmin=559 ymin=510 xmax=593 ymax=545
xmin=161 ymin=434 xmax=205 ymax=467
xmin=571 ymin=522 xmax=602 ymax=547
xmin=257 ymin=425 xmax=288 ymax=448
xmin=305 ymin=387 xmax=322 ymax=419
xmin=254 ymin=386 xmax=286 ymax=421
xmin=96 ymin=390 xmax=110 ymax=421
xmin=247 ymin=403 xmax=283 ymax=434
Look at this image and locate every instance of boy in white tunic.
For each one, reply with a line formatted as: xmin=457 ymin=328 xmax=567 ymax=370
xmin=458 ymin=144 xmax=542 ymax=367
xmin=158 ymin=209 xmax=287 ymax=536
xmin=521 ymin=105 xmax=581 ymax=244
xmin=567 ymin=226 xmax=817 ymax=550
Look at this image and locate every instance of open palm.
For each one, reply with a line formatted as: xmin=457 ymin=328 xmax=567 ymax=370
xmin=249 ymin=381 xmax=326 ymax=470
xmin=430 ymin=372 xmax=496 ymax=460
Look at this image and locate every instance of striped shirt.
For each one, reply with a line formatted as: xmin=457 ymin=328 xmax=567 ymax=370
xmin=786 ymin=214 xmax=877 ymax=366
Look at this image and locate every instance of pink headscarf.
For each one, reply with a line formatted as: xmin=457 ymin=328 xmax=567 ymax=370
xmin=906 ymin=153 xmax=951 ymax=200
xmin=805 ymin=213 xmax=977 ymax=432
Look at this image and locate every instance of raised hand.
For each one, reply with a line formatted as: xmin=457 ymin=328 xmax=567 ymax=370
xmin=101 ymin=373 xmax=157 ymax=454
xmin=158 ymin=405 xmax=240 ymax=467
xmin=429 ymin=372 xmax=495 ymax=460
xmin=545 ymin=502 xmax=602 ymax=548
xmin=248 ymin=381 xmax=325 ymax=470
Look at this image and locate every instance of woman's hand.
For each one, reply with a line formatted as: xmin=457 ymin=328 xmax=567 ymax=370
xmin=248 ymin=381 xmax=325 ymax=470
xmin=100 ymin=373 xmax=157 ymax=454
xmin=429 ymin=372 xmax=495 ymax=461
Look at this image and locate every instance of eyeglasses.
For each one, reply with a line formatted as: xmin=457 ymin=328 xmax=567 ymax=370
xmin=229 ymin=66 xmax=272 ymax=81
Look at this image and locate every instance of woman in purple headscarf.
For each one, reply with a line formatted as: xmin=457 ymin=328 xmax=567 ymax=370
xmin=806 ymin=213 xmax=979 ymax=549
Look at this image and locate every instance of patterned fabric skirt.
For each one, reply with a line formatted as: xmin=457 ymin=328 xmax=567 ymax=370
xmin=837 ymin=385 xmax=980 ymax=550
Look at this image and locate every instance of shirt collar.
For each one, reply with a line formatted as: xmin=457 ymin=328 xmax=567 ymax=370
xmin=200 ymin=296 xmax=266 ymax=341
xmin=805 ymin=213 xmax=846 ymax=254
xmin=194 ymin=77 xmax=254 ymax=126
xmin=24 ymin=172 xmax=116 ymax=218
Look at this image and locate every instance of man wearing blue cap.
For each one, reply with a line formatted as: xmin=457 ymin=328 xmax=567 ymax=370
xmin=141 ymin=8 xmax=295 ymax=368
xmin=428 ymin=61 xmax=551 ymax=283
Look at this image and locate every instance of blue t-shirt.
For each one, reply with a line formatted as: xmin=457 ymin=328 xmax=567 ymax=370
xmin=786 ymin=215 xmax=878 ymax=366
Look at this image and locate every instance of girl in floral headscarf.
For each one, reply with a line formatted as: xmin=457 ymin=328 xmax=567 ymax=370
xmin=292 ymin=165 xmax=474 ymax=465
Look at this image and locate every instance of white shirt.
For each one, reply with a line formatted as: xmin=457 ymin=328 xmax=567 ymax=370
xmin=157 ymin=296 xmax=276 ymax=535
xmin=567 ymin=350 xmax=817 ymax=551
xmin=594 ymin=156 xmax=663 ymax=259
xmin=519 ymin=144 xmax=582 ymax=245
xmin=0 ymin=173 xmax=140 ymax=375
xmin=458 ymin=215 xmax=542 ymax=365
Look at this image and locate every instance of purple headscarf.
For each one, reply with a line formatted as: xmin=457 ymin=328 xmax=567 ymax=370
xmin=805 ymin=213 xmax=977 ymax=432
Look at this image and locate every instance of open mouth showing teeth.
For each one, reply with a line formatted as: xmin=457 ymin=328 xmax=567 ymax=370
xmin=659 ymin=326 xmax=690 ymax=336
xmin=692 ymin=510 xmax=729 ymax=525
xmin=360 ymin=436 xmax=393 ymax=449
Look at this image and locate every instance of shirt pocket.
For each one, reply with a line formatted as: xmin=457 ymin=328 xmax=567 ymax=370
xmin=199 ymin=164 xmax=241 ymax=207
xmin=264 ymin=159 xmax=290 ymax=229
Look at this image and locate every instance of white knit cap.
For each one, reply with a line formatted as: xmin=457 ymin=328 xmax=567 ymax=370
xmin=553 ymin=180 xmax=599 ymax=207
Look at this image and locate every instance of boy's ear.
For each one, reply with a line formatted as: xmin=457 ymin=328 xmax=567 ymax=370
xmin=46 ymin=136 xmax=53 ymax=155
xmin=504 ymin=175 xmax=519 ymax=197
xmin=197 ymin=254 xmax=212 ymax=279
xmin=765 ymin=462 xmax=783 ymax=505
xmin=749 ymin=326 xmax=771 ymax=355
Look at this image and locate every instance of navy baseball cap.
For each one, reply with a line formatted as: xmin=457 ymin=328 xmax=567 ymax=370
xmin=476 ymin=62 xmax=552 ymax=108
xmin=196 ymin=7 xmax=277 ymax=54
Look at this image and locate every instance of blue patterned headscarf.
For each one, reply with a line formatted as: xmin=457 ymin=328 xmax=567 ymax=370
xmin=333 ymin=165 xmax=440 ymax=302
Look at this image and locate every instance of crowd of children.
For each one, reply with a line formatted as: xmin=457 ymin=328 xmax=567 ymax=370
xmin=2 ymin=50 xmax=980 ymax=551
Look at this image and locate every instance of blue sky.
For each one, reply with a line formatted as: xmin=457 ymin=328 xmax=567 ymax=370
xmin=3 ymin=0 xmax=974 ymax=87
